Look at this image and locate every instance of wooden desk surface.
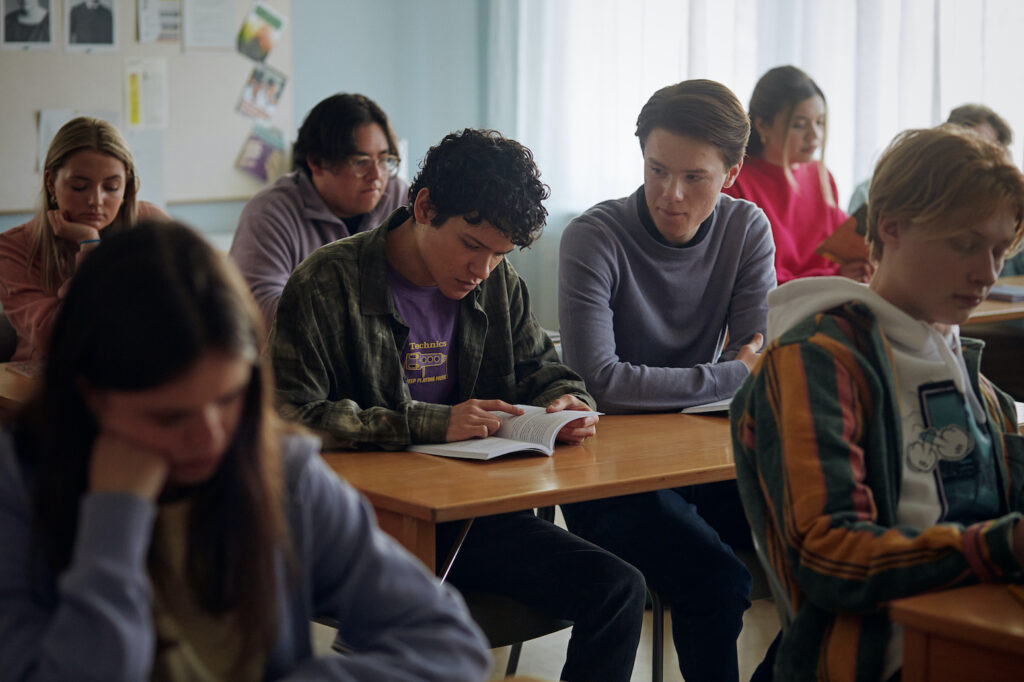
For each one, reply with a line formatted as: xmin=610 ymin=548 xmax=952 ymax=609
xmin=323 ymin=412 xmax=734 ymax=524
xmin=890 ymin=583 xmax=1024 ymax=682
xmin=0 ymin=364 xmax=35 ymax=421
xmin=323 ymin=412 xmax=734 ymax=568
xmin=966 ymin=275 xmax=1024 ymax=324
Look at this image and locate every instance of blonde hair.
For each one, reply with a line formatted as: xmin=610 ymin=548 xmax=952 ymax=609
xmin=866 ymin=124 xmax=1024 ymax=262
xmin=29 ymin=117 xmax=139 ymax=294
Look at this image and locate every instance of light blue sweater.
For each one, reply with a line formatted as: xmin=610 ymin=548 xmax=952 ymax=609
xmin=558 ymin=189 xmax=776 ymax=413
xmin=0 ymin=431 xmax=490 ymax=681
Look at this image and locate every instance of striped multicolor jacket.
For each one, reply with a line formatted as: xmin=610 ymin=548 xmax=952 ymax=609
xmin=731 ymin=301 xmax=1024 ymax=681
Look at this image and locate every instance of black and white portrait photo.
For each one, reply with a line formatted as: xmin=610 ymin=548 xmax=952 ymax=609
xmin=66 ymin=0 xmax=116 ymax=50
xmin=2 ymin=0 xmax=52 ymax=49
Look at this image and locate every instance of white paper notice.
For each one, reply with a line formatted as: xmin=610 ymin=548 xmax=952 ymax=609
xmin=124 ymin=57 xmax=168 ymax=129
xmin=123 ymin=129 xmax=166 ymax=209
xmin=183 ymin=0 xmax=234 ymax=48
xmin=137 ymin=0 xmax=181 ymax=43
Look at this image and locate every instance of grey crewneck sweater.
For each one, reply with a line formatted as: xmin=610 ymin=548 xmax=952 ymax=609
xmin=558 ymin=188 xmax=776 ymax=413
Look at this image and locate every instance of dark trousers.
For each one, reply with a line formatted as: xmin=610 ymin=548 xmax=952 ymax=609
xmin=437 ymin=510 xmax=646 ymax=682
xmin=562 ymin=481 xmax=753 ymax=682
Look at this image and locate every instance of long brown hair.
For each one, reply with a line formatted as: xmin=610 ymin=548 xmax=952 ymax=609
xmin=747 ymin=65 xmax=835 ymax=207
xmin=18 ymin=220 xmax=288 ymax=660
xmin=29 ymin=117 xmax=140 ymax=295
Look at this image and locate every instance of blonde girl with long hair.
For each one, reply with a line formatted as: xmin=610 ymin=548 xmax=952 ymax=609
xmin=0 ymin=116 xmax=167 ymax=361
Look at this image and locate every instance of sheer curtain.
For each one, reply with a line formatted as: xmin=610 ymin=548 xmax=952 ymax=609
xmin=488 ymin=0 xmax=1024 ymax=327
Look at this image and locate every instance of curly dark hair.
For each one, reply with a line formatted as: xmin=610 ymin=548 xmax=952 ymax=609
xmin=407 ymin=129 xmax=549 ymax=247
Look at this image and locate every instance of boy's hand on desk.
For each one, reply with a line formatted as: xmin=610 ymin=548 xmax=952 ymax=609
xmin=446 ymin=399 xmax=523 ymax=441
xmin=737 ymin=333 xmax=764 ymax=372
xmin=548 ymin=394 xmax=599 ymax=444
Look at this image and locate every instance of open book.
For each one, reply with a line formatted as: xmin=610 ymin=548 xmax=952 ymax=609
xmin=409 ymin=404 xmax=601 ymax=460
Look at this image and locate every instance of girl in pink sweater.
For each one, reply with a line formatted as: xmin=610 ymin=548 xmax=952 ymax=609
xmin=725 ymin=65 xmax=872 ymax=284
xmin=0 ymin=117 xmax=167 ymax=361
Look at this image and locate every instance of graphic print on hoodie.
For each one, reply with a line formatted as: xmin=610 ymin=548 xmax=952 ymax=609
xmin=911 ymin=380 xmax=999 ymax=525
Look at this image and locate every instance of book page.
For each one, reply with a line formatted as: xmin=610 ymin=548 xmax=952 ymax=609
xmin=491 ymin=404 xmax=600 ymax=450
xmin=680 ymin=397 xmax=732 ymax=414
xmin=412 ymin=438 xmax=543 ymax=460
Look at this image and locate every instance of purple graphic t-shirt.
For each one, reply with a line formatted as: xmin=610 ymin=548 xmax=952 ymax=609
xmin=388 ymin=265 xmax=460 ymax=404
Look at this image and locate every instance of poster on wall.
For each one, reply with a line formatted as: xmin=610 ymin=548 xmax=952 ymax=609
xmin=66 ymin=0 xmax=118 ymax=52
xmin=2 ymin=0 xmax=55 ymax=50
xmin=236 ymin=1 xmax=285 ymax=62
xmin=235 ymin=125 xmax=286 ymax=183
xmin=125 ymin=57 xmax=169 ymax=129
xmin=236 ymin=64 xmax=286 ymax=120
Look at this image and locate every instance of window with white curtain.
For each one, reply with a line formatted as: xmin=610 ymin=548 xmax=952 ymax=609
xmin=489 ymin=0 xmax=1024 ymax=213
xmin=491 ymin=0 xmax=1024 ymax=327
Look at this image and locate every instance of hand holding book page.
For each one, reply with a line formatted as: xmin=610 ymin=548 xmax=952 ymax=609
xmin=409 ymin=405 xmax=602 ymax=460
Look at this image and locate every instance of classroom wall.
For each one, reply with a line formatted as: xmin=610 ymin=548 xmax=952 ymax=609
xmin=292 ymin=0 xmax=488 ymax=171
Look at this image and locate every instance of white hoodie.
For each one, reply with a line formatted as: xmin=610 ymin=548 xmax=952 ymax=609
xmin=768 ymin=276 xmax=1002 ymax=679
xmin=768 ymin=276 xmax=998 ymax=530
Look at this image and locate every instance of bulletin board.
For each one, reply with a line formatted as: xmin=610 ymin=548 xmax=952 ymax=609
xmin=0 ymin=0 xmax=293 ymax=212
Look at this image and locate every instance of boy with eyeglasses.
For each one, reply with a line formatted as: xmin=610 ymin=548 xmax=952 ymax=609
xmin=230 ymin=93 xmax=408 ymax=331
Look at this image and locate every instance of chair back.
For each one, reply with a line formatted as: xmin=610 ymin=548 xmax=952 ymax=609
xmin=751 ymin=531 xmax=795 ymax=629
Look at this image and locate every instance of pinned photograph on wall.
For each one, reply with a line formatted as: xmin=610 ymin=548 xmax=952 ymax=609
xmin=2 ymin=0 xmax=55 ymax=49
xmin=236 ymin=63 xmax=287 ymax=120
xmin=236 ymin=0 xmax=284 ymax=63
xmin=236 ymin=125 xmax=286 ymax=183
xmin=66 ymin=0 xmax=117 ymax=51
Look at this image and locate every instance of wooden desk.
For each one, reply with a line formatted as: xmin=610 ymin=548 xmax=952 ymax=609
xmin=323 ymin=413 xmax=734 ymax=570
xmin=890 ymin=584 xmax=1024 ymax=682
xmin=0 ymin=363 xmax=36 ymax=421
xmin=966 ymin=275 xmax=1024 ymax=324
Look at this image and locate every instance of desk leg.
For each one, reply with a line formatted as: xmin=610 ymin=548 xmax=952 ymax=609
xmin=374 ymin=509 xmax=436 ymax=572
xmin=901 ymin=629 xmax=927 ymax=682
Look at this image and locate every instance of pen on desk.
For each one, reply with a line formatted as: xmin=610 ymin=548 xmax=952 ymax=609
xmin=1009 ymin=584 xmax=1024 ymax=608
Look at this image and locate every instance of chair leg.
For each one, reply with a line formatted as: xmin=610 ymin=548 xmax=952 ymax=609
xmin=505 ymin=642 xmax=523 ymax=677
xmin=650 ymin=589 xmax=663 ymax=682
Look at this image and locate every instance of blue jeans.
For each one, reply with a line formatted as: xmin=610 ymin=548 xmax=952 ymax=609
xmin=562 ymin=481 xmax=753 ymax=682
xmin=438 ymin=510 xmax=646 ymax=682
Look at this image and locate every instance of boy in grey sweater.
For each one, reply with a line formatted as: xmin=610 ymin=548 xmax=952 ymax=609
xmin=557 ymin=79 xmax=776 ymax=682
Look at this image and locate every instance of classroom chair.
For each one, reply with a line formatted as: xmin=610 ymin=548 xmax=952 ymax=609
xmin=442 ymin=506 xmax=572 ymax=678
xmin=648 ymin=547 xmax=771 ymax=682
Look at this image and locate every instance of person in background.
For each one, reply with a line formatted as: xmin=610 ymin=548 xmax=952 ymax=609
xmin=732 ymin=125 xmax=1024 ymax=681
xmin=0 ymin=221 xmax=491 ymax=680
xmin=0 ymin=116 xmax=167 ymax=362
xmin=230 ymin=93 xmax=408 ymax=330
xmin=271 ymin=128 xmax=647 ymax=682
xmin=724 ymin=65 xmax=872 ymax=283
xmin=848 ymin=102 xmax=1015 ymax=215
xmin=557 ymin=78 xmax=774 ymax=682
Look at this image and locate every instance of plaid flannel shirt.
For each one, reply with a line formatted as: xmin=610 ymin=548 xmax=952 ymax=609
xmin=269 ymin=207 xmax=593 ymax=450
